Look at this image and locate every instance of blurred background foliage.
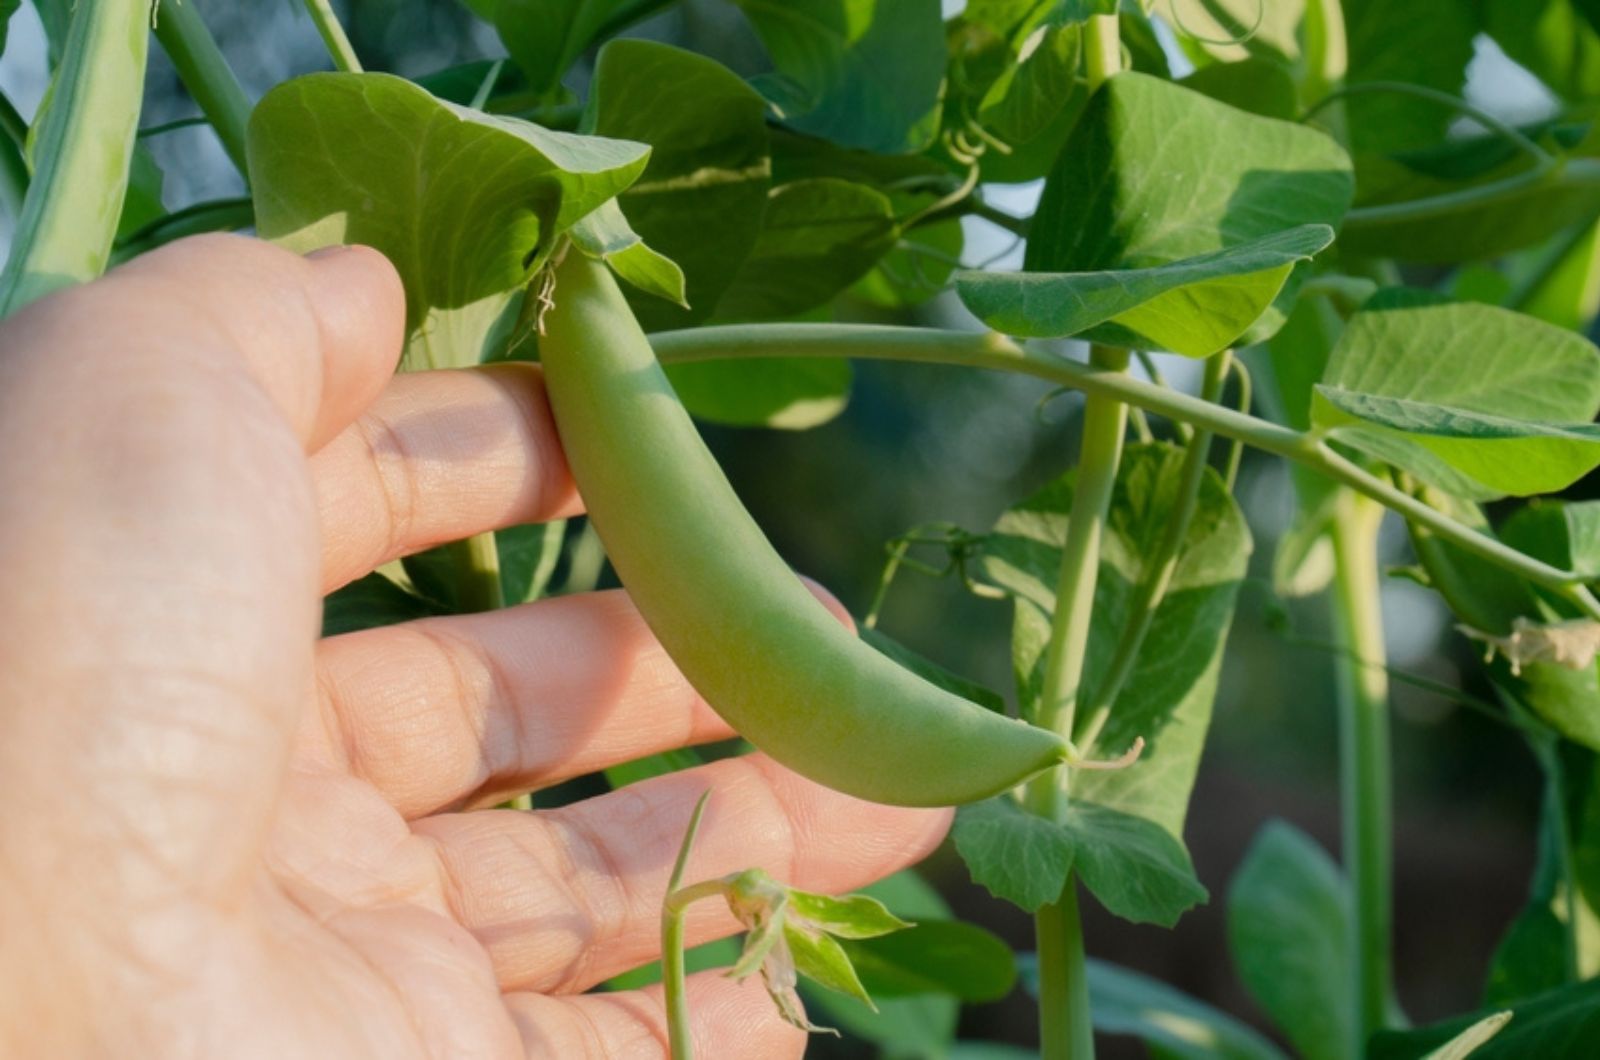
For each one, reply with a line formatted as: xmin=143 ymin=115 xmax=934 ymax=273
xmin=0 ymin=0 xmax=1579 ymax=1053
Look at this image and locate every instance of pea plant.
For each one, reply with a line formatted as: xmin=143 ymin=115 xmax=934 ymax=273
xmin=6 ymin=0 xmax=1600 ymax=1056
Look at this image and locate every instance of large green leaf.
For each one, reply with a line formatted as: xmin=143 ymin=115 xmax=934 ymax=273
xmin=1018 ymin=955 xmax=1290 ymax=1060
xmin=842 ymin=920 xmax=1017 ymax=1001
xmin=733 ymin=0 xmax=946 ymax=154
xmin=493 ymin=0 xmax=677 ymax=96
xmin=322 ymin=570 xmax=447 ymax=636
xmin=1227 ymin=820 xmax=1354 ymax=1060
xmin=1026 ymin=72 xmax=1352 ymax=276
xmin=712 ymin=177 xmax=897 ymax=321
xmin=585 ymin=39 xmax=770 ymax=331
xmin=964 ymin=443 xmax=1251 ymax=923
xmin=1180 ymin=56 xmax=1300 ymax=121
xmin=952 ymin=794 xmax=1076 ymax=913
xmin=1312 ymin=288 xmax=1600 ymax=500
xmin=1342 ymin=0 xmax=1477 ymax=154
xmin=957 ymin=224 xmax=1333 ymax=357
xmin=1062 ymin=802 xmax=1208 ymax=927
xmin=248 ymin=72 xmax=649 ymax=369
xmin=1369 ymin=978 xmax=1600 ymax=1060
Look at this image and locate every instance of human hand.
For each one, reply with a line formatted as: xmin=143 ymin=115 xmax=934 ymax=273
xmin=0 ymin=236 xmax=950 ymax=1058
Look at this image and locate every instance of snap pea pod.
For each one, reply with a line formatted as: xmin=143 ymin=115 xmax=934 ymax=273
xmin=539 ymin=252 xmax=1068 ymax=806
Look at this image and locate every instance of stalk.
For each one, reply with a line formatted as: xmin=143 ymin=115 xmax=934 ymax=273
xmin=662 ymin=793 xmax=715 ymax=1060
xmin=1329 ymin=492 xmax=1393 ymax=1043
xmin=301 ymin=0 xmax=363 ymax=73
xmin=0 ymin=0 xmax=150 ymax=315
xmin=1026 ymin=27 xmax=1124 ymax=1059
xmin=153 ymin=0 xmax=252 ymax=178
xmin=648 ymin=324 xmax=1600 ymax=616
xmin=443 ymin=532 xmax=505 ymax=613
xmin=1075 ymin=352 xmax=1228 ymax=754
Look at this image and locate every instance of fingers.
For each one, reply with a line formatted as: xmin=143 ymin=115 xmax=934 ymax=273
xmin=97 ymin=235 xmax=405 ymax=450
xmin=309 ymin=590 xmax=735 ymax=818
xmin=507 ymin=972 xmax=805 ymax=1059
xmin=310 ymin=363 xmax=580 ymax=592
xmin=411 ymin=756 xmax=951 ymax=995
xmin=0 ymin=235 xmax=405 ymax=905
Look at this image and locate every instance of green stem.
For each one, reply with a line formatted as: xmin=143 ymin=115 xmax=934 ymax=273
xmin=648 ymin=324 xmax=1600 ymax=615
xmin=301 ymin=0 xmax=363 ymax=73
xmin=1076 ymin=352 xmax=1228 ymax=755
xmin=663 ymin=793 xmax=716 ymax=1060
xmin=1342 ymin=158 xmax=1600 ymax=232
xmin=1083 ymin=13 xmax=1122 ymax=90
xmin=110 ymin=197 xmax=254 ymax=264
xmin=1330 ymin=492 xmax=1394 ymax=1044
xmin=1035 ymin=882 xmax=1094 ymax=1060
xmin=153 ymin=0 xmax=253 ymax=178
xmin=0 ymin=0 xmax=149 ymax=315
xmin=445 ymin=533 xmax=505 ymax=613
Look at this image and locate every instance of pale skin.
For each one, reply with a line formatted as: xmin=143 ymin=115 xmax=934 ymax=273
xmin=0 ymin=235 xmax=950 ymax=1058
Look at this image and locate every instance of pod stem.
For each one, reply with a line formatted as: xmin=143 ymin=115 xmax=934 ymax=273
xmin=0 ymin=0 xmax=150 ymax=315
xmin=1329 ymin=492 xmax=1395 ymax=1042
xmin=648 ymin=324 xmax=1600 ymax=618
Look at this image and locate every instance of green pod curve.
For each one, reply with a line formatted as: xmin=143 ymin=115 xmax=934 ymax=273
xmin=538 ymin=251 xmax=1068 ymax=806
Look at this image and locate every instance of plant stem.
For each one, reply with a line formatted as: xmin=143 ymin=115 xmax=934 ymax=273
xmin=1329 ymin=492 xmax=1394 ymax=1043
xmin=153 ymin=0 xmax=253 ymax=178
xmin=649 ymin=324 xmax=1600 ymax=614
xmin=1035 ymin=882 xmax=1094 ymax=1060
xmin=1076 ymin=352 xmax=1228 ymax=755
xmin=1024 ymin=343 xmax=1129 ymax=1060
xmin=663 ymin=793 xmax=715 ymax=1060
xmin=301 ymin=0 xmax=363 ymax=73
xmin=1083 ymin=13 xmax=1122 ymax=91
xmin=445 ymin=533 xmax=505 ymax=613
xmin=111 ymin=197 xmax=255 ymax=264
xmin=0 ymin=0 xmax=149 ymax=315
xmin=1342 ymin=158 xmax=1600 ymax=232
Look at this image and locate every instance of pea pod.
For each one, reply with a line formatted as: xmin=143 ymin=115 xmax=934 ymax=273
xmin=538 ymin=251 xmax=1069 ymax=806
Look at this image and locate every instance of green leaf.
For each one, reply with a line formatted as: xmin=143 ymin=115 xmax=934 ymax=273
xmin=1486 ymin=740 xmax=1600 ymax=1001
xmin=788 ymin=890 xmax=910 ymax=940
xmin=1062 ymin=802 xmax=1208 ymax=927
xmin=1026 ymin=73 xmax=1352 ymax=277
xmin=952 ymin=795 xmax=1076 ymax=913
xmin=585 ymin=39 xmax=771 ymax=330
xmin=1311 ymin=289 xmax=1600 ymax=499
xmin=1165 ymin=0 xmax=1304 ymax=66
xmin=603 ymin=746 xmax=704 ymax=790
xmin=976 ymin=443 xmax=1249 ymax=922
xmin=1483 ymin=0 xmax=1600 ymax=102
xmin=664 ymin=357 xmax=852 ymax=430
xmin=1339 ymin=146 xmax=1600 ymax=265
xmin=842 ymin=920 xmax=1018 ymax=1001
xmin=852 ymin=216 xmax=963 ymax=309
xmin=713 ymin=177 xmax=898 ymax=322
xmin=322 ymin=571 xmax=446 ymax=636
xmin=497 ymin=521 xmax=566 ymax=605
xmin=733 ymin=0 xmax=946 ymax=154
xmin=1179 ymin=57 xmax=1299 ymax=122
xmin=1520 ymin=220 xmax=1600 ymax=332
xmin=786 ymin=923 xmax=876 ymax=1008
xmin=957 ymin=224 xmax=1333 ymax=357
xmin=568 ymin=198 xmax=687 ymax=306
xmin=1369 ymin=978 xmax=1600 ymax=1060
xmin=248 ymin=72 xmax=649 ymax=370
xmin=859 ymin=626 xmax=1008 ymax=714
xmin=1227 ymin=820 xmax=1354 ymax=1060
xmin=802 ymin=987 xmax=958 ymax=1054
xmin=493 ymin=0 xmax=677 ymax=96
xmin=1342 ymin=0 xmax=1477 ymax=154
xmin=976 ymin=15 xmax=1085 ymax=149
xmin=1019 ymin=956 xmax=1290 ymax=1060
